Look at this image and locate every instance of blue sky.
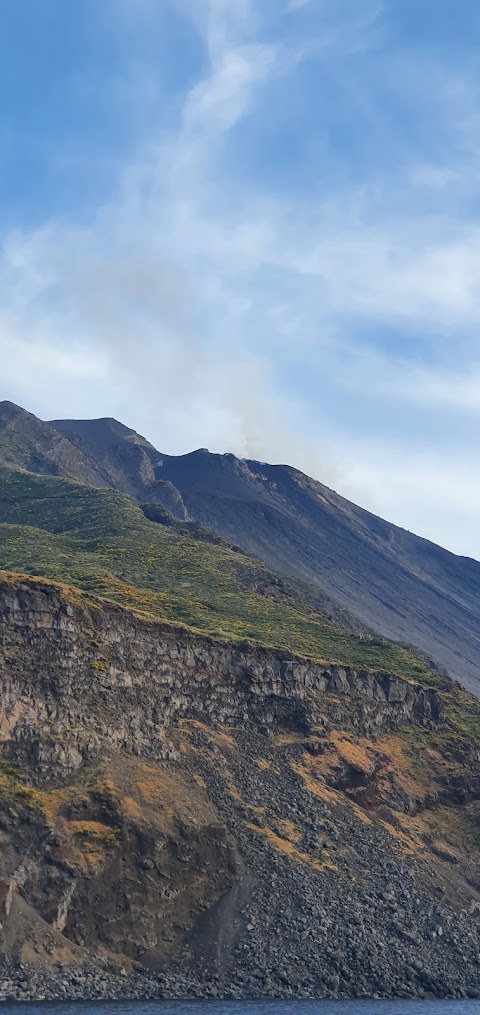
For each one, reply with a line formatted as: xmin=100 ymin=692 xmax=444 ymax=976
xmin=1 ymin=0 xmax=480 ymax=558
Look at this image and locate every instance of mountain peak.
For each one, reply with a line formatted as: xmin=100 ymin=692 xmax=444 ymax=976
xmin=49 ymin=415 xmax=137 ymax=443
xmin=0 ymin=399 xmax=31 ymax=422
xmin=1 ymin=400 xmax=480 ymax=694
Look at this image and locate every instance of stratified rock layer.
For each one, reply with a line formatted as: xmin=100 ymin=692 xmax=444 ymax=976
xmin=0 ymin=577 xmax=441 ymax=775
xmin=0 ymin=574 xmax=479 ymax=1001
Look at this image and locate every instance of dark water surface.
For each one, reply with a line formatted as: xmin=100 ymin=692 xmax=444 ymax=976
xmin=1 ymin=1001 xmax=477 ymax=1014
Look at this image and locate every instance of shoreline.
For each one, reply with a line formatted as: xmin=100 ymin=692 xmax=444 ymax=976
xmin=0 ymin=965 xmax=478 ymax=1005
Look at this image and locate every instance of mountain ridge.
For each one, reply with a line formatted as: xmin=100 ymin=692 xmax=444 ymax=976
xmin=0 ymin=464 xmax=437 ymax=681
xmin=1 ymin=405 xmax=480 ymax=1000
xmin=1 ymin=400 xmax=479 ymax=695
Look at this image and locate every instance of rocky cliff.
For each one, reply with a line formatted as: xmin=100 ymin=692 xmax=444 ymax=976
xmin=0 ymin=573 xmax=480 ymax=1002
xmin=0 ymin=577 xmax=442 ymax=777
xmin=3 ymin=400 xmax=480 ymax=695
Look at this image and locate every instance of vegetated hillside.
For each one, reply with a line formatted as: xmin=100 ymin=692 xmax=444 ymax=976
xmin=0 ymin=465 xmax=435 ymax=681
xmin=0 ymin=573 xmax=480 ymax=1001
xmin=2 ymin=401 xmax=479 ymax=695
xmin=143 ymin=452 xmax=480 ymax=697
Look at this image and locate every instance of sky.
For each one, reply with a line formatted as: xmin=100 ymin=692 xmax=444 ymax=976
xmin=1 ymin=0 xmax=480 ymax=559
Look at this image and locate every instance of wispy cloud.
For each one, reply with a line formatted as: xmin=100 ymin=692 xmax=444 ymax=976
xmin=1 ymin=0 xmax=480 ymax=555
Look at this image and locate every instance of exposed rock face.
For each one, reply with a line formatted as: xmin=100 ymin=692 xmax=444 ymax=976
xmin=143 ymin=481 xmax=189 ymax=520
xmin=0 ymin=402 xmax=107 ymax=488
xmin=0 ymin=578 xmax=442 ymax=777
xmin=0 ymin=575 xmax=480 ymax=1002
xmin=3 ymin=400 xmax=480 ymax=695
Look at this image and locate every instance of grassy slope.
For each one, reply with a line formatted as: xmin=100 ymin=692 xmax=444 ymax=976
xmin=0 ymin=465 xmax=445 ymax=681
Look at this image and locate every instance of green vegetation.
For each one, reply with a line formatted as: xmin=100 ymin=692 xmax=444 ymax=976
xmin=0 ymin=464 xmax=438 ymax=680
xmin=443 ymin=690 xmax=480 ymax=745
xmin=397 ymin=705 xmax=480 ymax=786
xmin=0 ymin=759 xmax=42 ymax=811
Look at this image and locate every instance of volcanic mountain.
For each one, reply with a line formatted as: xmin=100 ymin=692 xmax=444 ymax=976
xmin=1 ymin=399 xmax=479 ymax=694
xmin=1 ymin=400 xmax=480 ymax=1000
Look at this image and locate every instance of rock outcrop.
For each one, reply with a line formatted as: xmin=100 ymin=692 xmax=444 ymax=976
xmin=3 ymin=400 xmax=480 ymax=694
xmin=0 ymin=574 xmax=480 ymax=1002
xmin=0 ymin=577 xmax=442 ymax=778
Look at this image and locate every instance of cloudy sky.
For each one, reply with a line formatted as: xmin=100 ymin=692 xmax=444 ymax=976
xmin=1 ymin=0 xmax=480 ymax=558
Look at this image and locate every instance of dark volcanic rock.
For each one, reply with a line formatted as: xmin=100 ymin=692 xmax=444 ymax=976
xmin=0 ymin=575 xmax=479 ymax=1001
xmin=1 ymin=401 xmax=478 ymax=694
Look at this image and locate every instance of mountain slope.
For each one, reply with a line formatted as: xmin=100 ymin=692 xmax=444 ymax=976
xmin=1 ymin=402 xmax=479 ymax=694
xmin=48 ymin=413 xmax=480 ymax=695
xmin=0 ymin=401 xmax=107 ymax=487
xmin=0 ymin=573 xmax=480 ymax=1000
xmin=154 ymin=451 xmax=480 ymax=694
xmin=0 ymin=464 xmax=436 ymax=681
xmin=1 ymin=406 xmax=480 ymax=999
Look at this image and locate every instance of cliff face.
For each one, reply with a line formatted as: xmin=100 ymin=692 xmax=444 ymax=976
xmin=0 ymin=574 xmax=480 ymax=1000
xmin=0 ymin=578 xmax=442 ymax=778
xmin=3 ymin=400 xmax=480 ymax=696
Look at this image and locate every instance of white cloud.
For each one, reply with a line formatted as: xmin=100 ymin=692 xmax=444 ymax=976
xmin=183 ymin=44 xmax=276 ymax=138
xmin=2 ymin=0 xmax=480 ymax=556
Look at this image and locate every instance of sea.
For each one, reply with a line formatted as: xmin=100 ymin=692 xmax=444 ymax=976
xmin=2 ymin=1001 xmax=478 ymax=1014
